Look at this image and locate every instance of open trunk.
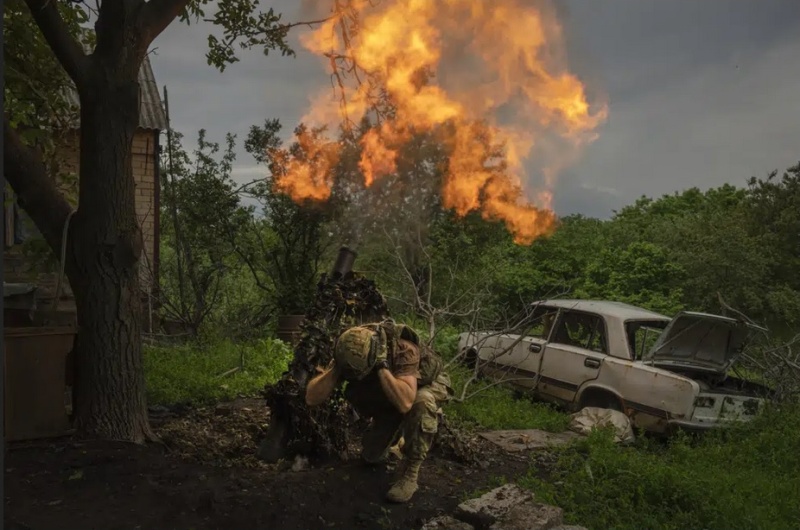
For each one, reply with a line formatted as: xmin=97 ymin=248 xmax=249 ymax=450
xmin=643 ymin=312 xmax=771 ymax=425
xmin=644 ymin=311 xmax=766 ymax=374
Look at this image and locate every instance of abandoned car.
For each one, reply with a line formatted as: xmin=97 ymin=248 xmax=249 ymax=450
xmin=457 ymin=299 xmax=770 ymax=433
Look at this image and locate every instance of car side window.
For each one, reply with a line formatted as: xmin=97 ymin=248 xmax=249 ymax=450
xmin=526 ymin=306 xmax=559 ymax=340
xmin=627 ymin=323 xmax=665 ymax=360
xmin=552 ymin=311 xmax=607 ymax=354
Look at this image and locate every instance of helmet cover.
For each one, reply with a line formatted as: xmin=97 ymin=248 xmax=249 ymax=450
xmin=334 ymin=326 xmax=386 ymax=381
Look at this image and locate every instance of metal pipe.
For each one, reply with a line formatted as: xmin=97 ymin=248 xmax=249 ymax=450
xmin=331 ymin=245 xmax=357 ymax=278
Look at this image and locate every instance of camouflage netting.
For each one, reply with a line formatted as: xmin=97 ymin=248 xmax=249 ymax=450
xmin=259 ymin=270 xmax=389 ymax=462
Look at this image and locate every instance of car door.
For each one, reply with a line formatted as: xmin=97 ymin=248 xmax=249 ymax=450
xmin=479 ymin=304 xmax=558 ymax=391
xmin=536 ymin=309 xmax=608 ymax=404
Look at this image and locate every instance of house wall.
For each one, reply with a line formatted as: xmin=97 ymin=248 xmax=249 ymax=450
xmin=2 ymin=129 xmax=160 ymax=313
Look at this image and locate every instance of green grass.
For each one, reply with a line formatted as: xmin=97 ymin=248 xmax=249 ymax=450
xmin=518 ymin=403 xmax=800 ymax=530
xmin=143 ymin=338 xmax=293 ymax=406
xmin=444 ymin=363 xmax=570 ymax=431
xmin=423 ymin=325 xmax=572 ymax=432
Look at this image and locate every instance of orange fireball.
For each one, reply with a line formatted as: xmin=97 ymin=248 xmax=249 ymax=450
xmin=283 ymin=0 xmax=607 ymax=244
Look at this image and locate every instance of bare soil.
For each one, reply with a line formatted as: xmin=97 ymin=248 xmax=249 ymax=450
xmin=5 ymin=399 xmax=532 ymax=530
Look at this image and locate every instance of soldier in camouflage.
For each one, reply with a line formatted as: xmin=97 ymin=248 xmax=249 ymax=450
xmin=305 ymin=320 xmax=452 ymax=503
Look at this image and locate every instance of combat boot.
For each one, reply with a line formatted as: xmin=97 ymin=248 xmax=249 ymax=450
xmin=386 ymin=458 xmax=422 ymax=503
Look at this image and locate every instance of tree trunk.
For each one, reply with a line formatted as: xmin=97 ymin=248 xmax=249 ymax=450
xmin=6 ymin=0 xmax=195 ymax=443
xmin=67 ymin=76 xmax=154 ymax=442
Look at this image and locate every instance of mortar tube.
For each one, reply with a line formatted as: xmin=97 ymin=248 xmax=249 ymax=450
xmin=331 ymin=245 xmax=358 ymax=278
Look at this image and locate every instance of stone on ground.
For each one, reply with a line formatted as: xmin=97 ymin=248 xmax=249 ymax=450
xmin=427 ymin=483 xmax=583 ymax=530
xmin=478 ymin=429 xmax=582 ymax=452
xmin=488 ymin=502 xmax=563 ymax=530
xmin=455 ymin=484 xmax=535 ymax=527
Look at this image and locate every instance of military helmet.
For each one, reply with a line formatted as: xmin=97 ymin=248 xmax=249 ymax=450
xmin=334 ymin=325 xmax=387 ymax=381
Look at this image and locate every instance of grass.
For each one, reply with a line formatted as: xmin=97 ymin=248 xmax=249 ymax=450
xmin=518 ymin=404 xmax=800 ymax=530
xmin=444 ymin=363 xmax=570 ymax=432
xmin=143 ymin=338 xmax=293 ymax=406
xmin=426 ymin=324 xmax=571 ymax=432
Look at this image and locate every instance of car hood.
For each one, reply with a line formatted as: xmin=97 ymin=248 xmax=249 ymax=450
xmin=644 ymin=311 xmax=766 ymax=373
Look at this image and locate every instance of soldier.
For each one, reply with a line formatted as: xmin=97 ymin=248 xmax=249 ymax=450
xmin=305 ymin=320 xmax=452 ymax=503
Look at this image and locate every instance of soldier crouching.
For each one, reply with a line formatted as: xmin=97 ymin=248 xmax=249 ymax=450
xmin=305 ymin=320 xmax=452 ymax=503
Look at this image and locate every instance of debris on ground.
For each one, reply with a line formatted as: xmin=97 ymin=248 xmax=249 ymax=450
xmin=455 ymin=483 xmax=537 ymax=528
xmin=154 ymin=398 xmax=273 ymax=469
xmin=422 ymin=483 xmax=587 ymax=530
xmin=433 ymin=416 xmax=486 ymax=465
xmin=421 ymin=515 xmax=475 ymax=530
xmin=568 ymin=406 xmax=635 ymax=444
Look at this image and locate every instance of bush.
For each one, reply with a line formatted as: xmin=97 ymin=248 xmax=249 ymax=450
xmin=144 ymin=338 xmax=293 ymax=406
xmin=520 ymin=403 xmax=800 ymax=530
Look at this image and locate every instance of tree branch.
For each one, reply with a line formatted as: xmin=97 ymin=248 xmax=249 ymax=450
xmin=137 ymin=0 xmax=191 ymax=50
xmin=24 ymin=0 xmax=90 ymax=86
xmin=3 ymin=116 xmax=75 ymax=266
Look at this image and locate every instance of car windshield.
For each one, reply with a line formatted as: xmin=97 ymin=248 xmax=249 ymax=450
xmin=626 ymin=320 xmax=669 ymax=360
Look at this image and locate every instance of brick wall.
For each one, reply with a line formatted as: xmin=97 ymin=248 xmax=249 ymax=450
xmin=3 ymin=129 xmax=160 ymax=308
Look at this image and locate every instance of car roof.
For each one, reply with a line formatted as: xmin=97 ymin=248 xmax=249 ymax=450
xmin=534 ymin=299 xmax=671 ymax=322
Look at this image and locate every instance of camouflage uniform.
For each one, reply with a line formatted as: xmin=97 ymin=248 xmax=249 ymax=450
xmin=343 ymin=337 xmax=452 ymax=502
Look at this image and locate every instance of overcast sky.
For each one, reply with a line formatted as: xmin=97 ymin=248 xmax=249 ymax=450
xmin=150 ymin=0 xmax=800 ymax=219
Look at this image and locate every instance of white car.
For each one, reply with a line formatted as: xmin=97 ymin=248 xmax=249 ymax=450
xmin=458 ymin=299 xmax=769 ymax=433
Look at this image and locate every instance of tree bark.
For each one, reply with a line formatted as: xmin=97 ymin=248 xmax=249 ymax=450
xmin=66 ymin=70 xmax=154 ymax=442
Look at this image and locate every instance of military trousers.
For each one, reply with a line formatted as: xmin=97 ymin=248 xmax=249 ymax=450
xmin=360 ymin=372 xmax=452 ymax=464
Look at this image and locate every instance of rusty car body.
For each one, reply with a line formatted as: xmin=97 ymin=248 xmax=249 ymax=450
xmin=457 ymin=299 xmax=769 ymax=434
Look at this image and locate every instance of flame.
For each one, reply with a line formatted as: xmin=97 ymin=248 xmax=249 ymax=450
xmin=271 ymin=128 xmax=340 ymax=201
xmin=282 ymin=0 xmax=607 ymax=244
xmin=358 ymin=125 xmax=399 ymax=186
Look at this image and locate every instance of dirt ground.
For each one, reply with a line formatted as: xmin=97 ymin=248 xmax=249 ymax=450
xmin=4 ymin=399 xmax=534 ymax=530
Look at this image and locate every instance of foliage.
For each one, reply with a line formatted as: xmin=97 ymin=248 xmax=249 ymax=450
xmin=5 ymin=0 xmax=337 ymax=441
xmin=520 ymin=404 xmax=800 ymax=530
xmin=159 ymin=129 xmax=255 ymax=334
xmin=144 ymin=338 xmax=293 ymax=406
xmin=237 ymin=121 xmax=337 ymax=315
xmin=576 ymin=241 xmax=686 ymax=315
xmin=3 ymin=0 xmax=88 ymax=135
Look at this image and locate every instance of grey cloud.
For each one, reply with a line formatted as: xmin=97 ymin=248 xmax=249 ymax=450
xmin=564 ymin=34 xmax=800 ymax=210
xmin=150 ymin=0 xmax=325 ymax=183
xmin=552 ymin=169 xmax=623 ymax=219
